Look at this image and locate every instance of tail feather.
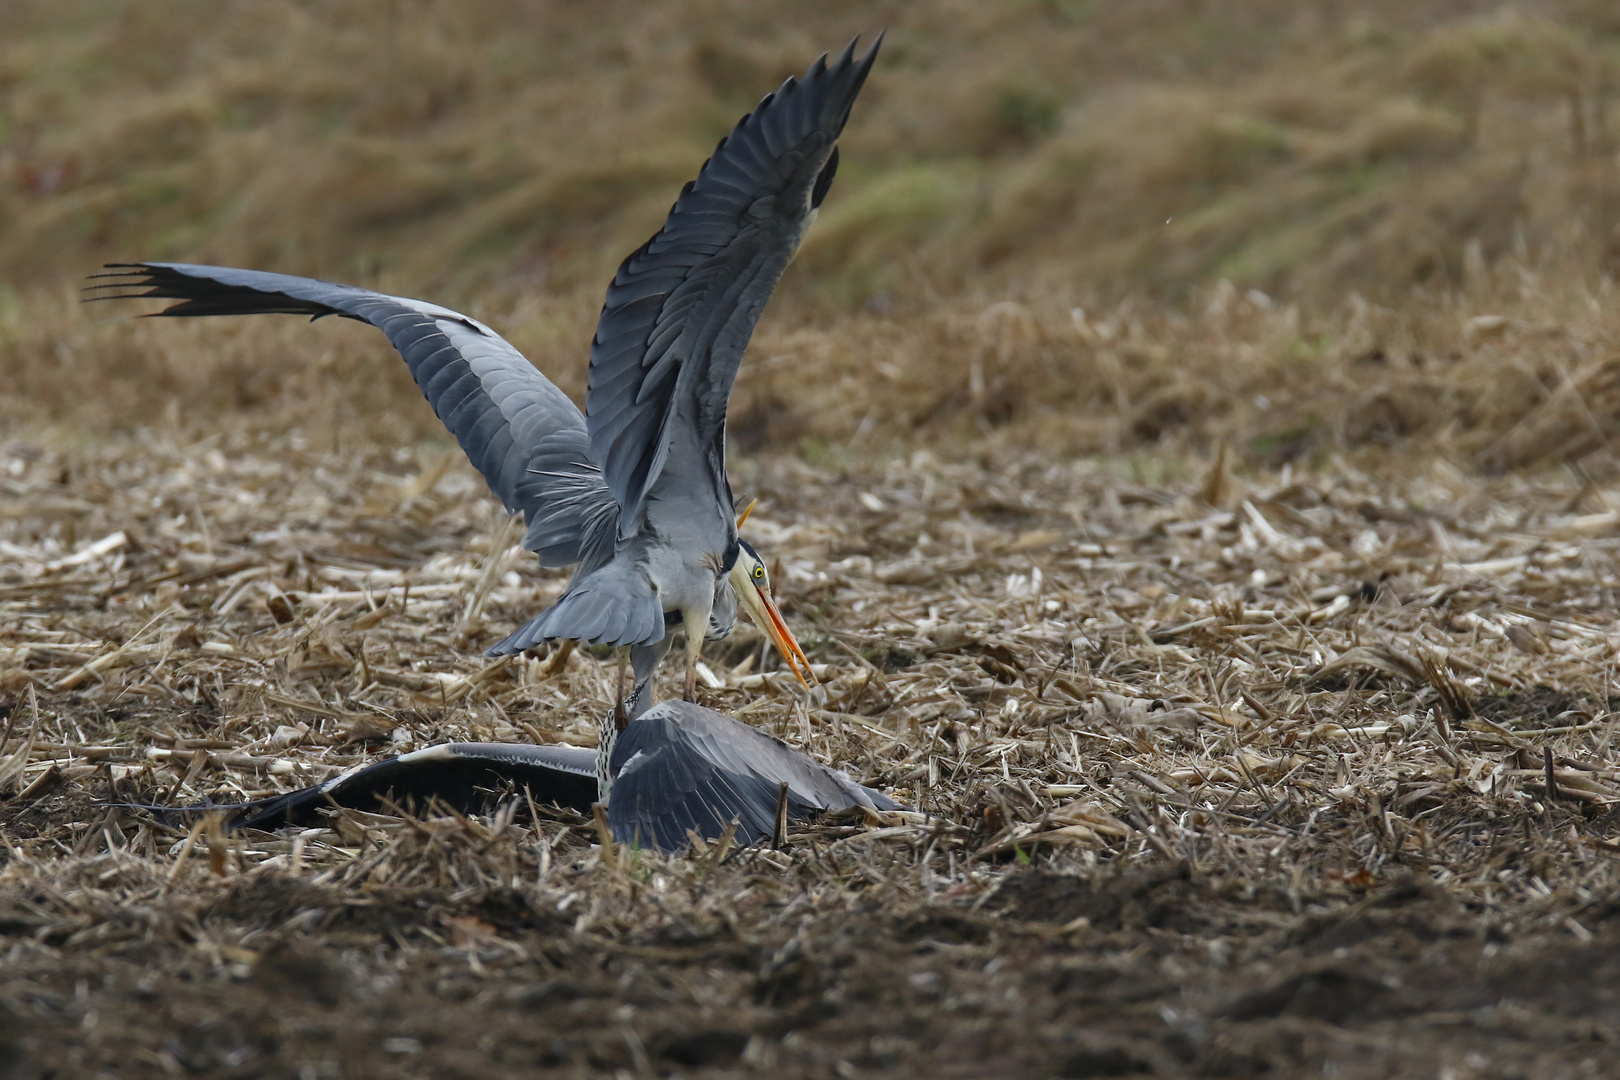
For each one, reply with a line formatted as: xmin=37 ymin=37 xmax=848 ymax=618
xmin=489 ymin=564 xmax=664 ymax=655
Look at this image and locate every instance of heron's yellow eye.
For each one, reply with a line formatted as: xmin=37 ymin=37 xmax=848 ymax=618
xmin=753 ymin=565 xmax=765 ymax=580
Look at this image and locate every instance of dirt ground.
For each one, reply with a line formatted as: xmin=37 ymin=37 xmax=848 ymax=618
xmin=5 ymin=3 xmax=1620 ymax=1076
xmin=2 ymin=437 xmax=1620 ymax=1079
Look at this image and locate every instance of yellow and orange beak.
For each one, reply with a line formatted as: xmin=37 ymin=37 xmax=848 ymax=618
xmin=729 ymin=562 xmax=816 ymax=691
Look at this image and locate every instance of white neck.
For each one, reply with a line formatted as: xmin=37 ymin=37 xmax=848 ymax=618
xmin=597 ymin=677 xmax=652 ymax=802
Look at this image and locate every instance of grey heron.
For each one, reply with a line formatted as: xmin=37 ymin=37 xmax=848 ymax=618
xmin=91 ymin=33 xmax=882 ymax=701
xmin=160 ymin=686 xmax=898 ymax=855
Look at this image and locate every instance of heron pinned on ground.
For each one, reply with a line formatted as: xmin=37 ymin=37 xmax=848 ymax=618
xmin=185 ymin=692 xmax=899 ymax=855
xmin=90 ymin=33 xmax=882 ymax=702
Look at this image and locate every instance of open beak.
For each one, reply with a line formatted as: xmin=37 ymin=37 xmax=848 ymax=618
xmin=733 ymin=572 xmax=817 ymax=691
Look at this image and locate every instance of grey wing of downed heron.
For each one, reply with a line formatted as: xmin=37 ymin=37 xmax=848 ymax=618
xmin=160 ymin=742 xmax=602 ymax=831
xmin=586 ymin=33 xmax=882 ymax=534
xmin=86 ymin=263 xmax=619 ymax=573
xmin=606 ymin=699 xmax=898 ymax=853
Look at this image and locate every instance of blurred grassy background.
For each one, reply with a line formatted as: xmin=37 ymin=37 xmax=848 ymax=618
xmin=3 ymin=0 xmax=1620 ymax=471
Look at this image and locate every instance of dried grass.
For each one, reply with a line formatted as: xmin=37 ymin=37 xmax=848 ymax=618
xmin=4 ymin=1 xmax=1619 ymax=303
xmin=5 ymin=435 xmax=1620 ymax=1074
xmin=4 ymin=2 xmax=1620 ymax=474
xmin=11 ymin=258 xmax=1620 ymax=484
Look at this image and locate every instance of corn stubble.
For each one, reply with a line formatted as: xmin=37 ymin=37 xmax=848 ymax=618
xmin=5 ymin=2 xmax=1620 ymax=1077
xmin=1 ymin=436 xmax=1619 ymax=1074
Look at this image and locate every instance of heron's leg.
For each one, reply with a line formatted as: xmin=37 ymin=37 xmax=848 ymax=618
xmin=543 ymin=639 xmax=575 ymax=677
xmin=679 ymin=601 xmax=711 ymax=704
xmin=683 ymin=631 xmax=701 ymax=703
xmin=612 ymin=647 xmax=630 ymax=733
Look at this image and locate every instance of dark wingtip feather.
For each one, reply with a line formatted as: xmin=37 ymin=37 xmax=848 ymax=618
xmin=847 ymin=30 xmax=884 ymax=93
xmin=81 ymin=263 xmax=162 ymax=302
xmin=839 ymin=32 xmax=883 ymax=102
xmin=79 ymin=262 xmax=344 ymax=319
xmin=86 ymin=263 xmax=154 ymax=281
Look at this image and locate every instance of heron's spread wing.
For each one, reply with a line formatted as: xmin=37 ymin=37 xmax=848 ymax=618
xmin=607 ymin=700 xmax=895 ymax=852
xmin=222 ymin=742 xmax=599 ymax=830
xmin=587 ymin=34 xmax=881 ymax=529
xmin=88 ymin=263 xmax=619 ymax=569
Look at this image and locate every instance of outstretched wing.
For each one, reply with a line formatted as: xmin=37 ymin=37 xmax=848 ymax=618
xmin=607 ymin=700 xmax=897 ymax=853
xmin=228 ymin=742 xmax=599 ymax=830
xmin=88 ymin=263 xmax=618 ymax=569
xmin=587 ymin=34 xmax=881 ymax=530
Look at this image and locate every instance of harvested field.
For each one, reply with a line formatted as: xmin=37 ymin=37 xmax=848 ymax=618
xmin=7 ymin=2 xmax=1620 ymax=1078
xmin=5 ymin=437 xmax=1620 ymax=1077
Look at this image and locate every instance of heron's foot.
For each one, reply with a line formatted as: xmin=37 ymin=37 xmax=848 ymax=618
xmin=683 ymin=663 xmax=698 ymax=704
xmin=543 ymin=639 xmax=576 ymax=677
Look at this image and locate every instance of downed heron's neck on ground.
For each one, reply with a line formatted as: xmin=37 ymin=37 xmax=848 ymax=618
xmin=596 ymin=675 xmax=654 ymax=802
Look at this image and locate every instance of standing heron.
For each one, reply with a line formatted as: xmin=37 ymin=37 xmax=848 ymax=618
xmin=91 ymin=33 xmax=882 ymax=701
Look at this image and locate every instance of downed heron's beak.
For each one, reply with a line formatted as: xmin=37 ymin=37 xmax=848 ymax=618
xmin=729 ymin=562 xmax=816 ymax=691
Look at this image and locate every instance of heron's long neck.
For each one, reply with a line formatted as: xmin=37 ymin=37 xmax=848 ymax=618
xmin=597 ymin=676 xmax=654 ymax=802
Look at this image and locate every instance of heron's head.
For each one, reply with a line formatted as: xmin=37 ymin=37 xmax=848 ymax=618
xmin=727 ymin=539 xmax=816 ymax=690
